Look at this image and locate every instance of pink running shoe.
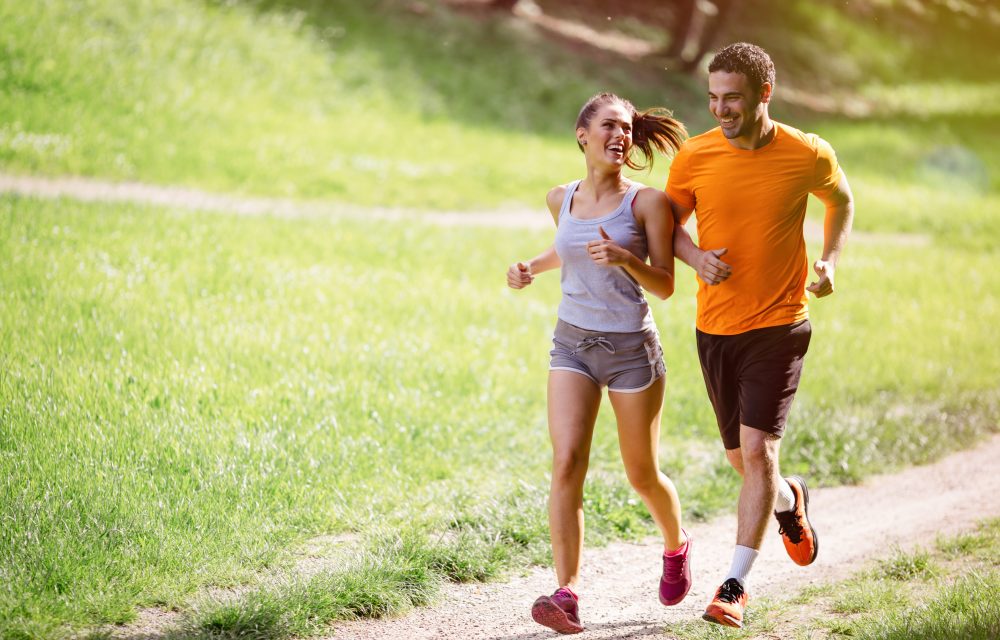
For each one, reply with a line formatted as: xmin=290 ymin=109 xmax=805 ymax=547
xmin=531 ymin=587 xmax=584 ymax=634
xmin=659 ymin=530 xmax=692 ymax=606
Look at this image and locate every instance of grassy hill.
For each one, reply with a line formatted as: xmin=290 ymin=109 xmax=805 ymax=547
xmin=2 ymin=1 xmax=997 ymax=231
xmin=0 ymin=0 xmax=699 ymax=207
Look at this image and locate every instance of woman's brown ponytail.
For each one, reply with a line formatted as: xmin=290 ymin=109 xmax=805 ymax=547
xmin=629 ymin=108 xmax=687 ymax=171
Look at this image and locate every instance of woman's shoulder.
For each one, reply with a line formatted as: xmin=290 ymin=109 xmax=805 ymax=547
xmin=546 ymin=183 xmax=567 ymax=207
xmin=629 ymin=185 xmax=670 ymax=227
xmin=631 ymin=184 xmax=670 ymax=211
xmin=546 ymin=181 xmax=578 ymax=217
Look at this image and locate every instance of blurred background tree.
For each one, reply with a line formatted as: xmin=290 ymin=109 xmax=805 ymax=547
xmin=468 ymin=0 xmax=998 ymax=88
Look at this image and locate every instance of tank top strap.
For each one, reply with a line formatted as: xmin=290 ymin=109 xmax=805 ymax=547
xmin=621 ymin=182 xmax=642 ymax=215
xmin=558 ymin=180 xmax=582 ymax=220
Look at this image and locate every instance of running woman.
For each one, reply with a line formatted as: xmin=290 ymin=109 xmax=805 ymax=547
xmin=666 ymin=43 xmax=855 ymax=628
xmin=507 ymin=92 xmax=690 ymax=634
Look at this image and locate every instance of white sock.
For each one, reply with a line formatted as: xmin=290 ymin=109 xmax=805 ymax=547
xmin=724 ymin=545 xmax=759 ymax=588
xmin=774 ymin=477 xmax=795 ymax=513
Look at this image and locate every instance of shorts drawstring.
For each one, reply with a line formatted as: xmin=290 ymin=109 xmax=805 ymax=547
xmin=573 ymin=336 xmax=616 ymax=355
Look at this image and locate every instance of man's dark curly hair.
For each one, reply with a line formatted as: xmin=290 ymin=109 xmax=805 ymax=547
xmin=708 ymin=43 xmax=775 ymax=94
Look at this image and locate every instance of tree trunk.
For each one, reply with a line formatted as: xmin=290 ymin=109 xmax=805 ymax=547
xmin=663 ymin=0 xmax=697 ymax=59
xmin=681 ymin=0 xmax=736 ymax=73
xmin=489 ymin=0 xmax=520 ymax=11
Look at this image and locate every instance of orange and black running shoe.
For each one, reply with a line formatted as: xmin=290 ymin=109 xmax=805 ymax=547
xmin=775 ymin=475 xmax=819 ymax=566
xmin=703 ymin=578 xmax=749 ymax=628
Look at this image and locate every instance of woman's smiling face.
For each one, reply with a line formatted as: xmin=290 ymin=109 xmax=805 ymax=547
xmin=578 ymin=102 xmax=633 ymax=168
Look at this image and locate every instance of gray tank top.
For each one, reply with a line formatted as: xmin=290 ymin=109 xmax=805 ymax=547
xmin=554 ymin=180 xmax=654 ymax=333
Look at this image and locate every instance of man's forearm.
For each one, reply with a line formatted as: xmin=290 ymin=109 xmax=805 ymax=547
xmin=819 ymin=172 xmax=855 ymax=266
xmin=822 ymin=201 xmax=854 ymax=265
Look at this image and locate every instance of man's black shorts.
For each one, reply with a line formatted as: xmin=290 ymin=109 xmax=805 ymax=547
xmin=695 ymin=319 xmax=811 ymax=450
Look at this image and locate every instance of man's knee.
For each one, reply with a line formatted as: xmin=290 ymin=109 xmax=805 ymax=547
xmin=739 ymin=427 xmax=780 ymax=471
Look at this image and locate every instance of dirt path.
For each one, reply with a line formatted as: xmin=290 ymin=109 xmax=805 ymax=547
xmin=330 ymin=434 xmax=1000 ymax=640
xmin=0 ymin=172 xmax=928 ymax=246
xmin=0 ymin=172 xmax=550 ymax=229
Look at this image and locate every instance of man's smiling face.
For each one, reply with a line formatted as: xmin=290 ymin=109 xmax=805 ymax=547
xmin=708 ymin=70 xmax=769 ymax=144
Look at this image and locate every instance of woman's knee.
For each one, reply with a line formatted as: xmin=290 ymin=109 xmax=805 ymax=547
xmin=551 ymin=449 xmax=589 ymax=485
xmin=623 ymin=462 xmax=662 ymax=494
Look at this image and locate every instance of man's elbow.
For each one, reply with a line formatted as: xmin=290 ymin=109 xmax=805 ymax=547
xmin=835 ymin=193 xmax=854 ymax=210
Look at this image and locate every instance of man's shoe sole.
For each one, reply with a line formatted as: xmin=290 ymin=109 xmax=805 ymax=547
xmin=531 ymin=596 xmax=584 ymax=634
xmin=789 ymin=475 xmax=819 ymax=565
xmin=702 ymin=610 xmax=743 ymax=628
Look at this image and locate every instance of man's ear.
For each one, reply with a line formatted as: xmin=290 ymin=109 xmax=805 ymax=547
xmin=759 ymin=82 xmax=773 ymax=104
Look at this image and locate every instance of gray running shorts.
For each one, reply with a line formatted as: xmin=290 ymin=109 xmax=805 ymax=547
xmin=549 ymin=319 xmax=666 ymax=393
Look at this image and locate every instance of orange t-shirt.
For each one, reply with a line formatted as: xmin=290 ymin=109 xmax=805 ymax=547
xmin=666 ymin=122 xmax=842 ymax=335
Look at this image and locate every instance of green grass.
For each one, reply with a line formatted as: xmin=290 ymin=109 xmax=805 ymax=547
xmin=7 ymin=0 xmax=995 ymax=222
xmin=835 ymin=571 xmax=1000 ymax=640
xmin=813 ymin=521 xmax=1000 ymax=640
xmin=937 ymin=519 xmax=1000 ymax=561
xmin=0 ymin=194 xmax=678 ymax=637
xmin=872 ymin=548 xmax=937 ymax=582
xmin=0 ymin=0 xmax=690 ymax=208
xmin=2 ymin=193 xmax=998 ymax=637
xmin=694 ymin=520 xmax=1000 ymax=640
xmin=830 ymin=581 xmax=902 ymax=615
xmin=2 ymin=0 xmax=999 ymax=258
xmin=179 ymin=535 xmax=441 ymax=640
xmin=802 ymin=112 xmax=1000 ymax=251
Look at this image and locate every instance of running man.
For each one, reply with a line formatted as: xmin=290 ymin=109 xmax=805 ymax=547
xmin=665 ymin=42 xmax=855 ymax=628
